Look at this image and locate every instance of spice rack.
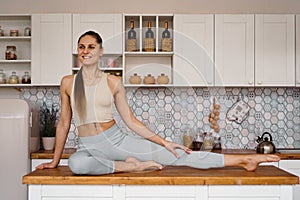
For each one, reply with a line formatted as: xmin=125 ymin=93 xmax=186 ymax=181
xmin=0 ymin=15 xmax=31 ymax=86
xmin=123 ymin=14 xmax=174 ymax=86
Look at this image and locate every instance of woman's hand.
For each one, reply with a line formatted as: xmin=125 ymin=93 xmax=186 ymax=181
xmin=35 ymin=161 xmax=58 ymax=170
xmin=163 ymin=140 xmax=191 ymax=158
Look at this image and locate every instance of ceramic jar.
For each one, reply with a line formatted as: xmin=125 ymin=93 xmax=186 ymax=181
xmin=157 ymin=73 xmax=169 ymax=84
xmin=143 ymin=74 xmax=155 ymax=84
xmin=129 ymin=73 xmax=142 ymax=84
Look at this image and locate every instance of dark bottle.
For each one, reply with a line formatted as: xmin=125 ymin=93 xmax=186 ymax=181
xmin=145 ymin=21 xmax=154 ymax=38
xmin=128 ymin=21 xmax=136 ymax=39
xmin=162 ymin=20 xmax=170 ymax=38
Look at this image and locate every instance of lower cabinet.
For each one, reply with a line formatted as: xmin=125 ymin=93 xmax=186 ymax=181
xmin=28 ymin=185 xmax=293 ymax=200
xmin=279 ymin=160 xmax=300 ymax=200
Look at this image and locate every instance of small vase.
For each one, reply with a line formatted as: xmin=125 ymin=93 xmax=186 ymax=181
xmin=129 ymin=73 xmax=142 ymax=84
xmin=157 ymin=73 xmax=169 ymax=84
xmin=42 ymin=137 xmax=55 ymax=150
xmin=143 ymin=74 xmax=155 ymax=84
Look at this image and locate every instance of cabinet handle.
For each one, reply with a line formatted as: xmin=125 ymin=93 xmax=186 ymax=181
xmin=248 ymin=81 xmax=253 ymax=85
xmin=297 ymin=81 xmax=300 ymax=85
xmin=257 ymin=81 xmax=262 ymax=85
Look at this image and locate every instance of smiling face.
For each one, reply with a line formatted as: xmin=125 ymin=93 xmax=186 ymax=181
xmin=77 ymin=35 xmax=103 ymax=67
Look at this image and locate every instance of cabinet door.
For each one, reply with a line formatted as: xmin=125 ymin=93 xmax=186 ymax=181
xmin=296 ymin=15 xmax=300 ymax=87
xmin=255 ymin=14 xmax=295 ymax=86
xmin=279 ymin=160 xmax=300 ymax=200
xmin=32 ymin=14 xmax=72 ymax=85
xmin=215 ymin=14 xmax=254 ymax=86
xmin=73 ymin=14 xmax=122 ymax=54
xmin=174 ymin=14 xmax=214 ymax=86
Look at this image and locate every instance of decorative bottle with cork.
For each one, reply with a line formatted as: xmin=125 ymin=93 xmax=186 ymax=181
xmin=144 ymin=21 xmax=155 ymax=52
xmin=127 ymin=21 xmax=137 ymax=52
xmin=161 ymin=20 xmax=172 ymax=52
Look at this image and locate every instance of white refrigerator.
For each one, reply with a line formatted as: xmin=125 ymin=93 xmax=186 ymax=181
xmin=0 ymin=99 xmax=30 ymax=200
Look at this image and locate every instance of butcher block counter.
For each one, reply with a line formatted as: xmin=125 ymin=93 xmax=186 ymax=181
xmin=23 ymin=165 xmax=298 ymax=185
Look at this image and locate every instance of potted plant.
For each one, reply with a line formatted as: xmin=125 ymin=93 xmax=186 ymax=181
xmin=40 ymin=103 xmax=58 ymax=150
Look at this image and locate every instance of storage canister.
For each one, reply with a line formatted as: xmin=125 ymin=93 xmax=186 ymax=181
xmin=5 ymin=46 xmax=17 ymax=60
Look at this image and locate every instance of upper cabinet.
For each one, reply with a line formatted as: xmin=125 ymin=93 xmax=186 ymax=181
xmin=296 ymin=15 xmax=300 ymax=87
xmin=173 ymin=14 xmax=214 ymax=86
xmin=0 ymin=15 xmax=31 ymax=86
xmin=215 ymin=14 xmax=254 ymax=87
xmin=255 ymin=14 xmax=295 ymax=86
xmin=31 ymin=14 xmax=72 ymax=85
xmin=123 ymin=14 xmax=173 ymax=86
xmin=72 ymin=14 xmax=122 ymax=54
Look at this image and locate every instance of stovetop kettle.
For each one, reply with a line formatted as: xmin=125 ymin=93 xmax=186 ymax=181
xmin=256 ymin=132 xmax=276 ymax=154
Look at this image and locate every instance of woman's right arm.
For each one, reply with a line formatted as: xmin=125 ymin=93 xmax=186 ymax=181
xmin=36 ymin=75 xmax=73 ymax=169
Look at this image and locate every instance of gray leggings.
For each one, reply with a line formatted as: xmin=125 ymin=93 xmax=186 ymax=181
xmin=68 ymin=124 xmax=224 ymax=175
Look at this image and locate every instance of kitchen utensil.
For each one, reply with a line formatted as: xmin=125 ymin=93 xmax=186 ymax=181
xmin=256 ymin=132 xmax=276 ymax=154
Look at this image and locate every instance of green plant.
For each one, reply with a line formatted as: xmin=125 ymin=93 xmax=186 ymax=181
xmin=40 ymin=103 xmax=58 ymax=137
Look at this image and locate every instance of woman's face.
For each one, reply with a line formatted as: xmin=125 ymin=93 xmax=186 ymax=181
xmin=77 ymin=35 xmax=103 ymax=67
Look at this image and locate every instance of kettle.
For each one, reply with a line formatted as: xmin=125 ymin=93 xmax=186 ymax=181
xmin=256 ymin=132 xmax=276 ymax=154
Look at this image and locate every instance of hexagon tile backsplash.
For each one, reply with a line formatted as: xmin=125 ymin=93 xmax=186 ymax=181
xmin=21 ymin=87 xmax=300 ymax=149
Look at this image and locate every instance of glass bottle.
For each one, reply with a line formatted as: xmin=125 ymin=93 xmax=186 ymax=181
xmin=183 ymin=127 xmax=194 ymax=149
xmin=193 ymin=128 xmax=203 ymax=151
xmin=8 ymin=71 xmax=19 ymax=84
xmin=0 ymin=26 xmax=4 ymax=36
xmin=128 ymin=21 xmax=136 ymax=39
xmin=145 ymin=21 xmax=154 ymax=38
xmin=22 ymin=71 xmax=31 ymax=84
xmin=203 ymin=132 xmax=213 ymax=150
xmin=213 ymin=136 xmax=222 ymax=150
xmin=0 ymin=69 xmax=7 ymax=84
xmin=162 ymin=20 xmax=170 ymax=38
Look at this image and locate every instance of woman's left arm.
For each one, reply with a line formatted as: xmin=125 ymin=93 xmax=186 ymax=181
xmin=110 ymin=77 xmax=190 ymax=157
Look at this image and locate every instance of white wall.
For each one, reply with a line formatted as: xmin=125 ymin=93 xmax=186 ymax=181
xmin=1 ymin=0 xmax=300 ymax=14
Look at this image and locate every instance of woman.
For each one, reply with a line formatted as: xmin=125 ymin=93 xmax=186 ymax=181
xmin=37 ymin=31 xmax=280 ymax=174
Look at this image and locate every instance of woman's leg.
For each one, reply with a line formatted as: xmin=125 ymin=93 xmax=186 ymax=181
xmin=224 ymin=154 xmax=280 ymax=171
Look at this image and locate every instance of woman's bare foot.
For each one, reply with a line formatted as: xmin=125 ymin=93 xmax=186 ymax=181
xmin=225 ymin=154 xmax=280 ymax=172
xmin=114 ymin=157 xmax=163 ymax=173
xmin=125 ymin=157 xmax=163 ymax=172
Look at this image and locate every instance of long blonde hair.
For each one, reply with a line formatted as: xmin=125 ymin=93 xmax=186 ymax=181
xmin=74 ymin=31 xmax=103 ymax=122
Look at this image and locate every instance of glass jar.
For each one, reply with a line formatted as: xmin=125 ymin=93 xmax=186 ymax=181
xmin=203 ymin=132 xmax=213 ymax=150
xmin=8 ymin=71 xmax=19 ymax=84
xmin=5 ymin=46 xmax=17 ymax=60
xmin=183 ymin=127 xmax=194 ymax=149
xmin=0 ymin=26 xmax=4 ymax=36
xmin=10 ymin=29 xmax=19 ymax=37
xmin=0 ymin=69 xmax=7 ymax=84
xmin=24 ymin=27 xmax=31 ymax=36
xmin=213 ymin=136 xmax=222 ymax=150
xmin=192 ymin=128 xmax=203 ymax=151
xmin=22 ymin=71 xmax=31 ymax=84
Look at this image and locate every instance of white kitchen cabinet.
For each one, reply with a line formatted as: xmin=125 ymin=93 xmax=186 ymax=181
xmin=215 ymin=14 xmax=254 ymax=86
xmin=28 ymin=184 xmax=293 ymax=200
xmin=0 ymin=15 xmax=31 ymax=86
xmin=72 ymin=14 xmax=122 ymax=54
xmin=279 ymin=160 xmax=300 ymax=200
xmin=173 ymin=14 xmax=214 ymax=86
xmin=255 ymin=14 xmax=295 ymax=86
xmin=296 ymin=15 xmax=300 ymax=87
xmin=123 ymin=14 xmax=173 ymax=86
xmin=31 ymin=14 xmax=72 ymax=85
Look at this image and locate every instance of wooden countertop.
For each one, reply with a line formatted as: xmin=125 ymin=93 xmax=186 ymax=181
xmin=30 ymin=148 xmax=300 ymax=160
xmin=23 ymin=165 xmax=298 ymax=185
